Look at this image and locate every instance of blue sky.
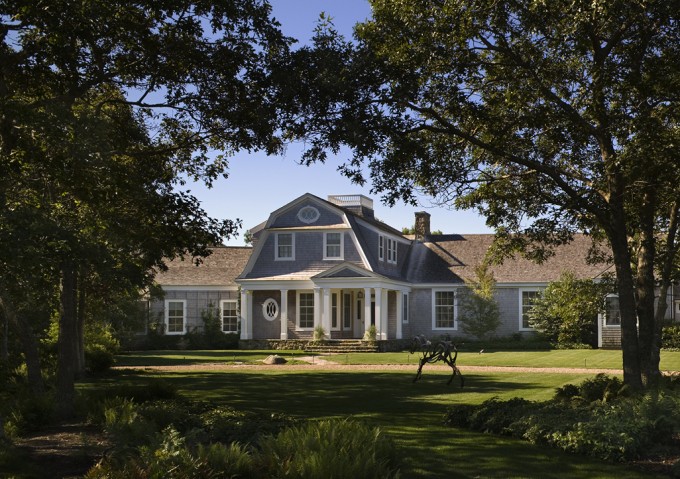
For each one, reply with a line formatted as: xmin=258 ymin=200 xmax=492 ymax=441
xmin=187 ymin=0 xmax=492 ymax=246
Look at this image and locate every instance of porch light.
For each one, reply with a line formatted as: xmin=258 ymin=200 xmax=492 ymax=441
xmin=358 ymin=292 xmax=364 ymax=299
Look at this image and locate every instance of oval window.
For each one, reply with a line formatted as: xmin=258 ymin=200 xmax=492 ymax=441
xmin=262 ymin=298 xmax=279 ymax=321
xmin=298 ymin=206 xmax=320 ymax=224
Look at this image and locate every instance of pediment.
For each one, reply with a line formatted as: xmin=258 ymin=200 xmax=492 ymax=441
xmin=313 ymin=262 xmax=380 ymax=280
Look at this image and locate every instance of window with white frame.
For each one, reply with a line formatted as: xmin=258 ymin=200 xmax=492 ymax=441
xmin=378 ymin=235 xmax=384 ymax=261
xmin=324 ymin=232 xmax=343 ymax=260
xmin=520 ymin=289 xmax=542 ymax=330
xmin=342 ymin=293 xmax=352 ymax=329
xmin=165 ymin=300 xmax=186 ymax=334
xmin=402 ymin=293 xmax=409 ymax=323
xmin=221 ymin=300 xmax=238 ymax=333
xmin=331 ymin=292 xmax=339 ymax=329
xmin=387 ymin=238 xmax=397 ymax=264
xmin=604 ymin=294 xmax=621 ymax=327
xmin=433 ymin=290 xmax=456 ymax=329
xmin=297 ymin=292 xmax=314 ymax=329
xmin=275 ymin=233 xmax=294 ymax=260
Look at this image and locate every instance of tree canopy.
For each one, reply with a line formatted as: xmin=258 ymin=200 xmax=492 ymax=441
xmin=0 ymin=0 xmax=293 ymax=416
xmin=284 ymin=0 xmax=680 ymax=388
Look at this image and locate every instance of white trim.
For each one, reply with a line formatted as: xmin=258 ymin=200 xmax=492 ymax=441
xmin=220 ymin=299 xmax=239 ymax=334
xmin=275 ymin=232 xmax=295 ymax=261
xmin=296 ymin=290 xmax=315 ymax=331
xmin=387 ymin=237 xmax=397 ymax=264
xmin=402 ymin=292 xmax=409 ymax=324
xmin=164 ymin=299 xmax=187 ymax=335
xmin=432 ymin=289 xmax=457 ymax=330
xmin=323 ymin=232 xmax=344 ymax=260
xmin=378 ymin=235 xmax=385 ymax=261
xmin=519 ymin=288 xmax=542 ymax=331
xmin=330 ymin=291 xmax=341 ymax=330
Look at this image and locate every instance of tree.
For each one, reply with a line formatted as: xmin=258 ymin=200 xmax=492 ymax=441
xmin=528 ymin=271 xmax=613 ymax=347
xmin=284 ymin=0 xmax=680 ymax=389
xmin=1 ymin=0 xmax=292 ymax=417
xmin=457 ymin=262 xmax=500 ymax=341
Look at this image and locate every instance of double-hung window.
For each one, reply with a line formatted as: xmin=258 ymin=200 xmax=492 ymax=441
xmin=298 ymin=292 xmax=314 ymax=329
xmin=433 ymin=290 xmax=456 ymax=329
xmin=520 ymin=289 xmax=542 ymax=330
xmin=387 ymin=238 xmax=397 ymax=264
xmin=402 ymin=293 xmax=409 ymax=323
xmin=324 ymin=232 xmax=343 ymax=260
xmin=165 ymin=300 xmax=186 ymax=335
xmin=221 ymin=300 xmax=238 ymax=333
xmin=276 ymin=233 xmax=294 ymax=260
xmin=378 ymin=235 xmax=385 ymax=261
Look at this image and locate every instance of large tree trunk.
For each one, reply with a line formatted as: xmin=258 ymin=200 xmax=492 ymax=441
xmin=607 ymin=213 xmax=644 ymax=390
xmin=650 ymin=200 xmax=680 ymax=386
xmin=0 ymin=294 xmax=44 ymax=395
xmin=55 ymin=261 xmax=79 ymax=420
xmin=76 ymin=272 xmax=86 ymax=378
xmin=636 ymin=190 xmax=659 ymax=386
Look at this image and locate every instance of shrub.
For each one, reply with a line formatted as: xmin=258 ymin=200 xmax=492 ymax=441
xmin=85 ymin=345 xmax=115 ymax=374
xmin=258 ymin=419 xmax=400 ymax=479
xmin=363 ymin=324 xmax=377 ymax=342
xmin=443 ymin=376 xmax=680 ymax=463
xmin=457 ymin=261 xmax=501 ymax=340
xmin=662 ymin=324 xmax=680 ymax=350
xmin=313 ymin=325 xmax=327 ymax=342
xmin=201 ymin=407 xmax=296 ymax=446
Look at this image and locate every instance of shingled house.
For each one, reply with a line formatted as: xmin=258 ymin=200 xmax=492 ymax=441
xmin=149 ymin=193 xmax=680 ymax=347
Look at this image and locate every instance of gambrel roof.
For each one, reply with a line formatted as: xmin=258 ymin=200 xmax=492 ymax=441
xmin=154 ymin=194 xmax=610 ymax=288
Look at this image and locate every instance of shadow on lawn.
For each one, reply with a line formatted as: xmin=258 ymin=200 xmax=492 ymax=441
xmin=114 ymin=350 xmax=281 ymax=366
xmin=149 ymin=370 xmax=543 ymax=419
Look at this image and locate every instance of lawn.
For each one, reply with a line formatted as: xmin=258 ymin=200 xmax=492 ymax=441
xmin=115 ymin=348 xmax=680 ymax=371
xmin=98 ymin=349 xmax=671 ymax=478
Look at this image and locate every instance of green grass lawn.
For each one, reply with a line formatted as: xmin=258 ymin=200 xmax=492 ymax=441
xmin=116 ymin=348 xmax=680 ymax=371
xmin=101 ymin=349 xmax=670 ymax=478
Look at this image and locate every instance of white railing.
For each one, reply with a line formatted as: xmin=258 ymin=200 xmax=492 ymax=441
xmin=327 ymin=194 xmax=373 ymax=210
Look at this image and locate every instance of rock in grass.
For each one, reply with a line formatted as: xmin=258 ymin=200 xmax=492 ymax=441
xmin=263 ymin=355 xmax=287 ymax=365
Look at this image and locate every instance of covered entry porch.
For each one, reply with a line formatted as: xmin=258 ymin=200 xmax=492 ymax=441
xmin=238 ymin=264 xmax=410 ymax=341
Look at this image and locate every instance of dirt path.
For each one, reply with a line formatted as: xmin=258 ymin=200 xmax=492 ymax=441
xmin=113 ymin=359 xmax=624 ymax=375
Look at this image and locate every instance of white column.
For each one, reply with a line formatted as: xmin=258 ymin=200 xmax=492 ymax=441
xmin=375 ymin=288 xmax=386 ymax=340
xmin=396 ymin=291 xmax=403 ymax=340
xmin=240 ymin=289 xmax=252 ymax=340
xmin=364 ymin=287 xmax=372 ymax=336
xmin=322 ymin=288 xmax=331 ymax=338
xmin=314 ymin=288 xmax=322 ymax=331
xmin=280 ymin=289 xmax=288 ymax=340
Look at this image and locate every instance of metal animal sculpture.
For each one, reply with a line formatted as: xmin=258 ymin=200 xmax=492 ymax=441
xmin=409 ymin=335 xmax=464 ymax=386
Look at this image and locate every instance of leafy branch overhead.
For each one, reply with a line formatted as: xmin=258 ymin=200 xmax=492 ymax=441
xmin=283 ymin=0 xmax=680 ymax=389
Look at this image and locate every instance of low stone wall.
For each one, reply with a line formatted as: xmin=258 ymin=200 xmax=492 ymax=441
xmin=239 ymin=339 xmax=411 ymax=352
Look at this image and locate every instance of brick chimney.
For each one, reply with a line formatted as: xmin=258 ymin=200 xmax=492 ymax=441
xmin=414 ymin=211 xmax=431 ymax=240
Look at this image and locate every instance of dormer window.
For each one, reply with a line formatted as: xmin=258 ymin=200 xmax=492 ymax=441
xmin=275 ymin=233 xmax=294 ymax=260
xmin=324 ymin=232 xmax=343 ymax=260
xmin=379 ymin=234 xmax=397 ymax=264
xmin=387 ymin=238 xmax=397 ymax=264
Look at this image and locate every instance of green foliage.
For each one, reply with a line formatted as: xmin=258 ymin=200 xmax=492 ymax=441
xmin=313 ymin=325 xmax=327 ymax=342
xmin=444 ymin=375 xmax=680 ymax=463
xmin=363 ymin=324 xmax=377 ymax=342
xmin=457 ymin=262 xmax=501 ymax=340
xmin=258 ymin=419 xmax=401 ymax=479
xmin=87 ymin=402 xmax=398 ymax=479
xmin=528 ymin=272 xmax=611 ymax=347
xmin=662 ymin=325 xmax=680 ymax=350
